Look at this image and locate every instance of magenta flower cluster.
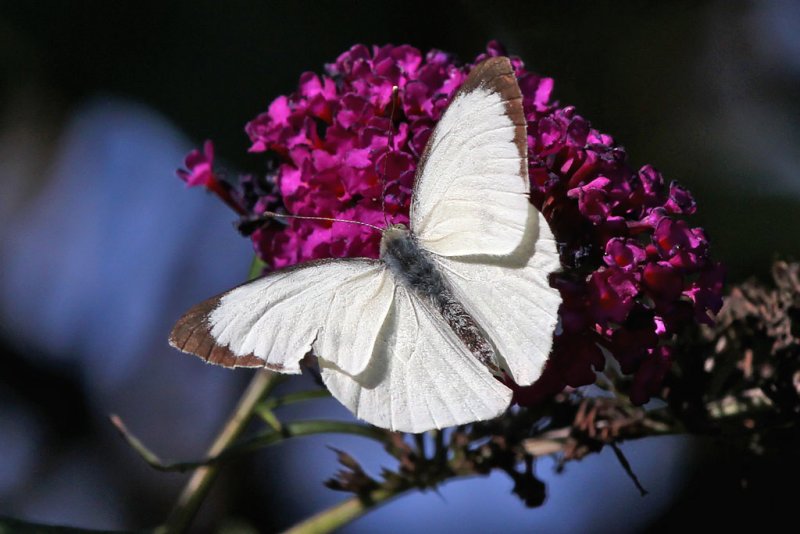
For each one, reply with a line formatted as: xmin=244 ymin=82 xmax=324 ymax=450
xmin=178 ymin=41 xmax=723 ymax=406
xmin=522 ymin=65 xmax=723 ymax=404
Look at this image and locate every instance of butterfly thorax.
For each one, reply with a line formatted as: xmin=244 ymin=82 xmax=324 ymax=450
xmin=380 ymin=224 xmax=448 ymax=301
xmin=380 ymin=224 xmax=500 ymax=374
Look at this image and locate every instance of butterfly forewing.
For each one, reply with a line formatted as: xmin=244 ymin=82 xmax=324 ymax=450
xmin=170 ymin=258 xmax=393 ymax=376
xmin=410 ymin=56 xmax=531 ymax=258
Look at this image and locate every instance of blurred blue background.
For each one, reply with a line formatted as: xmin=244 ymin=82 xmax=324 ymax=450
xmin=1 ymin=1 xmax=798 ymax=532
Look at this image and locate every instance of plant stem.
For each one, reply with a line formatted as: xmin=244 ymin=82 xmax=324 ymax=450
xmin=158 ymin=370 xmax=280 ymax=533
xmin=236 ymin=420 xmax=390 ymax=454
xmin=115 ymin=418 xmax=389 ymax=472
xmin=281 ymin=487 xmax=405 ymax=534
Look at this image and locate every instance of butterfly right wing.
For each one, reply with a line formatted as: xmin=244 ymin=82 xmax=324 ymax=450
xmin=410 ymin=56 xmax=530 ymax=258
xmin=170 ymin=258 xmax=394 ymax=376
xmin=407 ymin=55 xmax=561 ymax=387
xmin=319 ymin=285 xmax=512 ymax=433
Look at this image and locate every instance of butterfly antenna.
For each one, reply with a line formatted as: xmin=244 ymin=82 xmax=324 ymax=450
xmin=380 ymin=85 xmax=400 ymax=228
xmin=262 ymin=211 xmax=383 ymax=232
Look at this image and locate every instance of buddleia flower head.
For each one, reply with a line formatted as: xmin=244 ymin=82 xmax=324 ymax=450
xmin=178 ymin=41 xmax=723 ymax=406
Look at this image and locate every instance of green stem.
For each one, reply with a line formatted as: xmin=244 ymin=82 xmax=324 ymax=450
xmin=281 ymin=487 xmax=405 ymax=534
xmin=158 ymin=370 xmax=280 ymax=533
xmin=115 ymin=418 xmax=389 ymax=473
xmin=259 ymin=389 xmax=331 ymax=411
xmin=156 ymin=255 xmax=273 ymax=532
xmin=237 ymin=420 xmax=390 ymax=454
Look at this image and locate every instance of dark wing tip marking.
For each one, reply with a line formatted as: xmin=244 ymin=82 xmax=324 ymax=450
xmin=455 ymin=56 xmax=528 ymax=181
xmin=169 ymin=294 xmax=266 ymax=369
xmin=410 ymin=56 xmax=529 ymax=229
xmin=169 ymin=258 xmax=380 ymax=372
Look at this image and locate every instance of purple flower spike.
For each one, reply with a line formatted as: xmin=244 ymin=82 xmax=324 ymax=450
xmin=634 ymin=165 xmax=667 ymax=209
xmin=643 ymin=261 xmax=685 ymax=303
xmin=684 ymin=263 xmax=725 ymax=325
xmin=630 ymin=346 xmax=673 ymax=406
xmin=177 ymin=140 xmax=248 ymax=215
xmin=181 ymin=42 xmax=723 ymax=407
xmin=654 ymin=218 xmax=708 ymax=269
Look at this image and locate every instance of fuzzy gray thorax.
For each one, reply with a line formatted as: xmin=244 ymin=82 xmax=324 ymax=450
xmin=380 ymin=224 xmax=448 ymax=302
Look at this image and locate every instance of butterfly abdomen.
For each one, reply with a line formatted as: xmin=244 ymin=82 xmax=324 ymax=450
xmin=380 ymin=225 xmax=498 ymax=372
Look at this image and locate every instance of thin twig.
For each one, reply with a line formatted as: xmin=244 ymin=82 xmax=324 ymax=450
xmin=609 ymin=443 xmax=648 ymax=496
xmin=414 ymin=433 xmax=426 ymax=459
xmin=433 ymin=429 xmax=446 ymax=467
xmin=259 ymin=389 xmax=332 ymax=411
xmin=158 ymin=370 xmax=280 ymax=533
xmin=110 ymin=414 xmax=167 ymax=470
xmin=113 ymin=417 xmax=390 ymax=473
xmin=285 ymin=391 xmax=777 ymax=533
xmin=281 ymin=487 xmax=403 ymax=534
xmin=237 ymin=420 xmax=391 ymax=454
xmin=258 ymin=407 xmax=284 ymax=433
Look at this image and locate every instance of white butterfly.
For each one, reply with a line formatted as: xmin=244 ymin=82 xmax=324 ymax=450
xmin=170 ymin=57 xmax=562 ymax=433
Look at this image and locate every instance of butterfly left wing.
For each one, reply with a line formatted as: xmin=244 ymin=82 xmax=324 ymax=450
xmin=319 ymin=285 xmax=512 ymax=433
xmin=170 ymin=258 xmax=394 ymax=376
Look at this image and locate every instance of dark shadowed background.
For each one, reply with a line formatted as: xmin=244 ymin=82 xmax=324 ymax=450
xmin=1 ymin=1 xmax=798 ymax=532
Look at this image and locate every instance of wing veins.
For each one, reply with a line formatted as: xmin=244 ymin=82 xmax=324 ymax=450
xmin=425 ymin=299 xmax=499 ymax=419
xmin=413 ymin=300 xmax=449 ymax=429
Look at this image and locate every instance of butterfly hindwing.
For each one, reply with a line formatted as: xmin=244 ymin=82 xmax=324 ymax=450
xmin=319 ymin=285 xmax=512 ymax=433
xmin=433 ymin=208 xmax=562 ymax=386
xmin=170 ymin=258 xmax=393 ymax=376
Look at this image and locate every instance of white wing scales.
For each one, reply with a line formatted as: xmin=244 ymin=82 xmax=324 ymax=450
xmin=434 ymin=208 xmax=562 ymax=386
xmin=409 ymin=57 xmax=562 ymax=388
xmin=172 ymin=259 xmax=392 ymax=376
xmin=313 ymin=264 xmax=395 ymax=376
xmin=320 ymin=285 xmax=512 ymax=433
xmin=174 ymin=256 xmax=513 ymax=433
xmin=411 ymin=61 xmax=529 ymax=258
